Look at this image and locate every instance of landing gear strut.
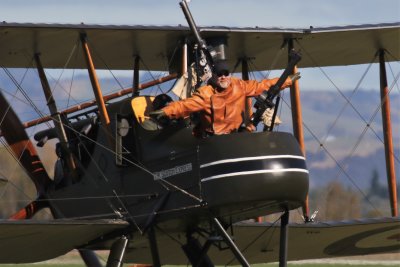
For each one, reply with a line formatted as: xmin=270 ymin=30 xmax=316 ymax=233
xmin=279 ymin=210 xmax=290 ymax=267
xmin=79 ymin=250 xmax=103 ymax=267
xmin=148 ymin=226 xmax=161 ymax=267
xmin=182 ymin=213 xmax=290 ymax=266
xmin=182 ymin=235 xmax=214 ymax=267
xmin=182 ymin=217 xmax=251 ymax=266
xmin=106 ymin=236 xmax=129 ymax=267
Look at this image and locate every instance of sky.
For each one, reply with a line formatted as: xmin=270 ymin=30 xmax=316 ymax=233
xmin=0 ymin=0 xmax=399 ymax=105
xmin=0 ymin=0 xmax=399 ymax=28
xmin=0 ymin=0 xmax=398 ymax=125
xmin=0 ymin=0 xmax=399 ymax=87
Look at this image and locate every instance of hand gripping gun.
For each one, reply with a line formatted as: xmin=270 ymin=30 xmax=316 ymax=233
xmin=251 ymin=50 xmax=302 ymax=127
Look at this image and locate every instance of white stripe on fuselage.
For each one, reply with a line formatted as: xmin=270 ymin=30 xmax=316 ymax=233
xmin=201 ymin=168 xmax=309 ymax=182
xmin=200 ymin=155 xmax=306 ymax=168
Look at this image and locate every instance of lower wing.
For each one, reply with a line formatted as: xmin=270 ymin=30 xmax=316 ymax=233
xmin=0 ymin=219 xmax=128 ymax=263
xmin=0 ymin=217 xmax=398 ymax=264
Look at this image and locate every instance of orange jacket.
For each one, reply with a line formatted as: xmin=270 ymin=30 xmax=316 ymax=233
xmin=163 ymin=76 xmax=292 ymax=135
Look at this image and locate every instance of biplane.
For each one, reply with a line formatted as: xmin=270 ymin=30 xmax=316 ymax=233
xmin=0 ymin=1 xmax=399 ymax=266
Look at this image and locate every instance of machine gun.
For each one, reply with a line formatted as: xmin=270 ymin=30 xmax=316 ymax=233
xmin=251 ymin=50 xmax=302 ymax=127
xmin=179 ymin=0 xmax=218 ymax=86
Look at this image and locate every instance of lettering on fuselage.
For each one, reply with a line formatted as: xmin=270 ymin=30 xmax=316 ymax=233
xmin=153 ymin=163 xmax=193 ymax=180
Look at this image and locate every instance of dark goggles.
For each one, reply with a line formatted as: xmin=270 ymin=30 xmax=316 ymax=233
xmin=216 ymin=70 xmax=230 ymax=77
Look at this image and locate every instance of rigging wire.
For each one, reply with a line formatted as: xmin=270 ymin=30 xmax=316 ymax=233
xmin=12 ymin=111 xmax=205 ymax=227
xmin=0 ymin=69 xmax=55 ymax=217
xmin=67 ymin=119 xmax=203 ymax=203
xmin=0 ymin=193 xmax=158 ymax=204
xmin=51 ymin=202 xmax=203 ymax=225
xmin=0 ymin=49 xmax=139 ymax=220
xmin=385 ymin=48 xmax=400 ymax=63
xmin=0 ymin=81 xmax=202 ymax=222
xmin=48 ymin=40 xmax=200 ymax=206
xmin=77 ymin=38 xmax=204 ymax=206
xmin=367 ymin=66 xmax=400 ymax=164
xmin=2 ymin=30 xmax=397 ymax=226
xmin=315 ymin=60 xmax=400 ymax=185
xmin=313 ymin=53 xmax=377 ymax=155
xmin=386 ymin=60 xmax=400 ymax=166
xmin=295 ymin=40 xmax=392 ymax=151
xmin=85 ymin=37 xmax=126 ymax=91
xmin=249 ymin=43 xmax=285 ymax=81
xmin=111 ymin=189 xmax=143 ymax=234
xmin=281 ymin=99 xmax=383 ymax=216
xmin=66 ymin=39 xmax=81 ymax=108
xmin=138 ymin=57 xmax=167 ymax=95
xmin=0 ymin=88 xmax=39 ymax=113
xmin=387 ymin=59 xmax=400 ymax=96
xmin=92 ymin=40 xmax=170 ymax=97
xmin=0 ymin=47 xmax=133 ymax=218
xmin=1 ymin=66 xmax=52 ymax=129
xmin=44 ymin=37 xmax=81 ymax=109
xmin=385 ymin=51 xmax=400 ymax=96
xmin=247 ymin=50 xmax=287 ymax=132
xmin=52 ymin=121 xmax=151 ymax=230
xmin=295 ymin=40 xmax=399 ymax=215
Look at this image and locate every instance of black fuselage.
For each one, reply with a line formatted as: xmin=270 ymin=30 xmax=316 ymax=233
xmin=47 ymin=97 xmax=309 ymax=232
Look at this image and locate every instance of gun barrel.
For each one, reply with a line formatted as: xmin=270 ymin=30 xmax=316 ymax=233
xmin=179 ymin=0 xmax=206 ymax=49
xmin=252 ymin=50 xmax=301 ymax=127
xmin=268 ymin=51 xmax=301 ymax=97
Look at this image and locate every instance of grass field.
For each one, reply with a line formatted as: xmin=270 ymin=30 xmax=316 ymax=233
xmin=0 ymin=264 xmax=397 ymax=267
xmin=0 ymin=262 xmax=398 ymax=267
xmin=1 ymin=251 xmax=398 ymax=267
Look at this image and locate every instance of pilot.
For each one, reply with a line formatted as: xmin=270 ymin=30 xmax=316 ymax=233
xmin=150 ymin=61 xmax=300 ymax=137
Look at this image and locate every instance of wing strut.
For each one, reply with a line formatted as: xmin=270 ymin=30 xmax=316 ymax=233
xmin=10 ymin=73 xmax=177 ymax=132
xmin=80 ymin=33 xmax=114 ymax=149
xmin=34 ymin=53 xmax=78 ymax=181
xmin=287 ymin=40 xmax=309 ymax=221
xmin=379 ymin=49 xmax=398 ymax=217
xmin=132 ymin=55 xmax=140 ymax=97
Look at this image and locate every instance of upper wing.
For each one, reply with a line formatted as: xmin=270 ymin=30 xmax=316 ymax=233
xmin=0 ymin=219 xmax=128 ymax=263
xmin=0 ymin=22 xmax=398 ymax=71
xmin=202 ymin=23 xmax=400 ymax=69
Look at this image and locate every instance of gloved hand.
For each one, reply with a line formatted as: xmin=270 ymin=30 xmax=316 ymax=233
xmin=289 ymin=72 xmax=301 ymax=82
xmin=149 ymin=109 xmax=167 ymax=120
xmin=261 ymin=107 xmax=282 ymax=127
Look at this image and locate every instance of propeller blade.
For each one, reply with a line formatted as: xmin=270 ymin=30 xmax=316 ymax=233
xmin=9 ymin=198 xmax=48 ymax=220
xmin=0 ymin=91 xmax=52 ymax=195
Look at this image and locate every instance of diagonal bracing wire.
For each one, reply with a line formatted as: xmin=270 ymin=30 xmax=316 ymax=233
xmin=274 ymin=41 xmax=400 ymax=215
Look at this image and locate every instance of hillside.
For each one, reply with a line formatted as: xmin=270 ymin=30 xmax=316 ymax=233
xmin=273 ymin=89 xmax=399 ymax=190
xmin=0 ymin=72 xmax=398 ymax=218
